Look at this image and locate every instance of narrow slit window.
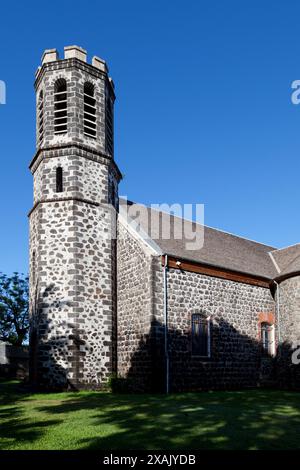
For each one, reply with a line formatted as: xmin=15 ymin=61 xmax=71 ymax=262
xmin=56 ymin=167 xmax=63 ymax=193
xmin=84 ymin=82 xmax=96 ymax=138
xmin=38 ymin=90 xmax=44 ymax=144
xmin=32 ymin=251 xmax=36 ymax=285
xmin=105 ymin=97 xmax=113 ymax=154
xmin=111 ymin=185 xmax=116 ymax=208
xmin=54 ymin=79 xmax=67 ymax=134
xmin=191 ymin=313 xmax=211 ymax=357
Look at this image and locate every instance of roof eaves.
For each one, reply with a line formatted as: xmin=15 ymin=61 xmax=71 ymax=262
xmin=164 ymin=252 xmax=273 ymax=282
xmin=270 ymin=242 xmax=300 ymax=255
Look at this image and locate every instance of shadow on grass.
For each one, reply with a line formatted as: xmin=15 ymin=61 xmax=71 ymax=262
xmin=1 ymin=381 xmax=300 ymax=450
xmin=0 ymin=381 xmax=61 ymax=448
xmin=48 ymin=390 xmax=300 ymax=450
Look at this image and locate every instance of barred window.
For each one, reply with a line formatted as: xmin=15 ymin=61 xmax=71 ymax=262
xmin=84 ymin=82 xmax=96 ymax=138
xmin=105 ymin=96 xmax=113 ymax=155
xmin=261 ymin=322 xmax=275 ymax=356
xmin=54 ymin=79 xmax=67 ymax=134
xmin=56 ymin=167 xmax=63 ymax=193
xmin=38 ymin=90 xmax=44 ymax=144
xmin=191 ymin=313 xmax=211 ymax=357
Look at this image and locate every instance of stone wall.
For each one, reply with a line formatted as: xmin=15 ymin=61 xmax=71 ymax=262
xmin=33 ymin=150 xmax=109 ymax=205
xmin=116 ymin=223 xmax=276 ymax=392
xmin=117 ymin=221 xmax=160 ymax=391
xmin=276 ymin=276 xmax=300 ymax=389
xmin=30 ymin=194 xmax=118 ymax=388
xmin=163 ymin=268 xmax=275 ymax=391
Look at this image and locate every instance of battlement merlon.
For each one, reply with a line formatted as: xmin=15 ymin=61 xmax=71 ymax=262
xmin=35 ymin=46 xmax=114 ymax=92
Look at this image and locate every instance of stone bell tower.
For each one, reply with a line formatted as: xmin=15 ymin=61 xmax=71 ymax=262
xmin=29 ymin=46 xmax=121 ymax=389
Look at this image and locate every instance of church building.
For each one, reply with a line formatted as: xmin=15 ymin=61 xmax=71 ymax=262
xmin=29 ymin=46 xmax=300 ymax=392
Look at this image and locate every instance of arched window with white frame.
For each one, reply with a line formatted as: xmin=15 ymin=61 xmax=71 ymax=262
xmin=261 ymin=322 xmax=275 ymax=356
xmin=191 ymin=313 xmax=211 ymax=357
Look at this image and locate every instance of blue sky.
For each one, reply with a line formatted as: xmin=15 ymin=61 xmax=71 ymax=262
xmin=1 ymin=0 xmax=300 ymax=275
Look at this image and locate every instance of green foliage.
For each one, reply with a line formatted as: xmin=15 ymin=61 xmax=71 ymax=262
xmin=107 ymin=374 xmax=134 ymax=393
xmin=0 ymin=273 xmax=29 ymax=346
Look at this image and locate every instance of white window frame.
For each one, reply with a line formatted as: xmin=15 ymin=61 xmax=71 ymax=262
xmin=191 ymin=313 xmax=211 ymax=358
xmin=261 ymin=322 xmax=276 ymax=357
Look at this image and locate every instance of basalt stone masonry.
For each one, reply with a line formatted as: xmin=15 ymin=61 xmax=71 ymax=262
xmin=164 ymin=270 xmax=275 ymax=391
xmin=275 ymin=276 xmax=300 ymax=388
xmin=29 ymin=46 xmax=121 ymax=389
xmin=116 ymin=216 xmax=276 ymax=392
xmin=29 ymin=46 xmax=300 ymax=391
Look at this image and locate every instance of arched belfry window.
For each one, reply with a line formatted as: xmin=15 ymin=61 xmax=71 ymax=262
xmin=261 ymin=322 xmax=275 ymax=356
xmin=56 ymin=167 xmax=63 ymax=193
xmin=38 ymin=90 xmax=44 ymax=144
xmin=84 ymin=82 xmax=96 ymax=138
xmin=191 ymin=313 xmax=211 ymax=357
xmin=54 ymin=79 xmax=67 ymax=134
xmin=105 ymin=96 xmax=113 ymax=154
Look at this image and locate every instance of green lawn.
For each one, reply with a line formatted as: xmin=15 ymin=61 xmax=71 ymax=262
xmin=0 ymin=380 xmax=300 ymax=450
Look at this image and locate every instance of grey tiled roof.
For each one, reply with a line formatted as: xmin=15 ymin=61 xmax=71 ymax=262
xmin=120 ymin=200 xmax=278 ymax=280
xmin=270 ymin=244 xmax=300 ymax=278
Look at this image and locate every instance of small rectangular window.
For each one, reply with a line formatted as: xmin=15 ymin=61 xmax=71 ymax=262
xmin=191 ymin=313 xmax=210 ymax=357
xmin=32 ymin=251 xmax=36 ymax=285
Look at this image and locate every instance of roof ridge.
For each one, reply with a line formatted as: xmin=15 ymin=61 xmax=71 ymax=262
xmin=268 ymin=251 xmax=281 ymax=274
xmin=270 ymin=242 xmax=300 ymax=254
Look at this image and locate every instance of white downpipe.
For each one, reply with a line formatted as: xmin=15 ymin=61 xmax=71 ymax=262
xmin=163 ymin=254 xmax=169 ymax=394
xmin=274 ymin=280 xmax=281 ymax=351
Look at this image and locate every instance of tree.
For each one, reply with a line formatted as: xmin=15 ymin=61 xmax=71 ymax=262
xmin=0 ymin=273 xmax=29 ymax=346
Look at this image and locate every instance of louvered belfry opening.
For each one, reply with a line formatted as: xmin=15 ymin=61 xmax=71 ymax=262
xmin=38 ymin=90 xmax=44 ymax=144
xmin=106 ymin=97 xmax=113 ymax=154
xmin=54 ymin=78 xmax=67 ymax=134
xmin=84 ymin=82 xmax=96 ymax=138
